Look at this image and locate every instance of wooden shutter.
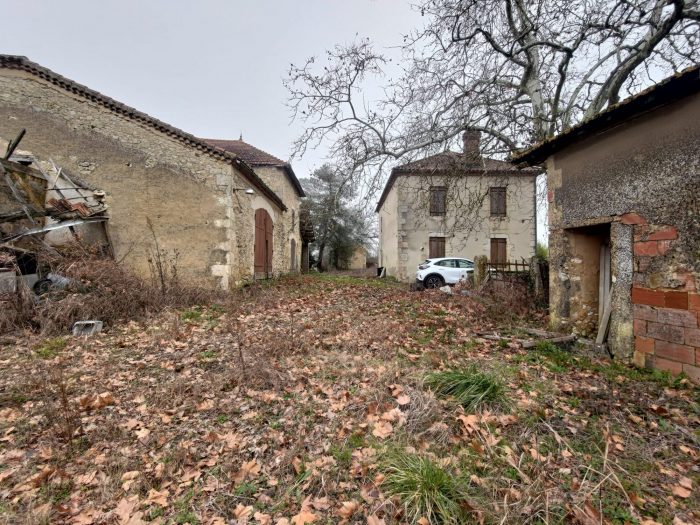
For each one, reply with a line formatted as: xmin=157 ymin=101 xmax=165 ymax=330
xmin=430 ymin=187 xmax=447 ymax=216
xmin=254 ymin=209 xmax=274 ymax=278
xmin=429 ymin=237 xmax=445 ymax=258
xmin=490 ymin=187 xmax=507 ymax=217
xmin=490 ymin=238 xmax=507 ymax=266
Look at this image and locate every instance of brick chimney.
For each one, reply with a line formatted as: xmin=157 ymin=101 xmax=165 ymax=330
xmin=462 ymin=129 xmax=481 ymax=158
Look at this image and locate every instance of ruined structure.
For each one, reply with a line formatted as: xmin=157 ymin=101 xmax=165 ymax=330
xmin=0 ymin=55 xmax=291 ymax=289
xmin=514 ymin=66 xmax=700 ymax=382
xmin=376 ymin=131 xmax=539 ymax=282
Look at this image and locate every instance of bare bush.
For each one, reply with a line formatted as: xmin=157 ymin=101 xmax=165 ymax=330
xmin=455 ymin=272 xmax=539 ymax=322
xmin=0 ymin=245 xmax=225 ymax=335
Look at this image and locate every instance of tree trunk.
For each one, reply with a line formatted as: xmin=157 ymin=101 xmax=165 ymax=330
xmin=317 ymin=242 xmax=326 ymax=272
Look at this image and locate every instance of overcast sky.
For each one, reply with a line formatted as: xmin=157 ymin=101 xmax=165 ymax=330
xmin=0 ymin=0 xmax=421 ymax=176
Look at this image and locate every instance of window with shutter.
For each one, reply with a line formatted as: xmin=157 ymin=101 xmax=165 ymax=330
xmin=429 ymin=237 xmax=445 ymax=258
xmin=490 ymin=238 xmax=507 ymax=266
xmin=429 ymin=186 xmax=447 ymax=216
xmin=490 ymin=187 xmax=507 ymax=217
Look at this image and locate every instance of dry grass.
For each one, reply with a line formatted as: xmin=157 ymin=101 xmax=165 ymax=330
xmin=0 ymin=247 xmax=225 ymax=335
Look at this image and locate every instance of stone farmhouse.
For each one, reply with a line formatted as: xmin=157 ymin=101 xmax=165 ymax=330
xmin=202 ymin=139 xmax=305 ymax=278
xmin=0 ymin=55 xmax=302 ymax=289
xmin=513 ymin=66 xmax=699 ymax=382
xmin=376 ymin=131 xmax=540 ymax=282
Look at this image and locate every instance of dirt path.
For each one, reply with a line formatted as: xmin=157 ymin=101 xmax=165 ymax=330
xmin=0 ymin=275 xmax=698 ymax=524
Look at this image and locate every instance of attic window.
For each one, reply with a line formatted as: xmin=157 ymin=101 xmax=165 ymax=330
xmin=490 ymin=187 xmax=507 ymax=217
xmin=429 ymin=186 xmax=447 ymax=216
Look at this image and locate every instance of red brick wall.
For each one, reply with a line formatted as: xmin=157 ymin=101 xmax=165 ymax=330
xmin=627 ymin=213 xmax=699 ymax=383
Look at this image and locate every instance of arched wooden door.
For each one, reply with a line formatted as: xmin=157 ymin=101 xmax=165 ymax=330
xmin=254 ymin=209 xmax=273 ymax=279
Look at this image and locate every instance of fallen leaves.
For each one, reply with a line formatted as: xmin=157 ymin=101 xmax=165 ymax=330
xmin=291 ymin=509 xmax=318 ymax=524
xmin=1 ymin=275 xmax=698 ymax=525
xmin=78 ymin=391 xmax=116 ymax=411
xmin=145 ymin=488 xmax=169 ymax=507
xmin=233 ymin=459 xmax=262 ymax=484
xmin=371 ymin=421 xmax=393 ymax=439
xmin=337 ymin=500 xmax=359 ymax=520
xmin=114 ymin=497 xmax=145 ymax=525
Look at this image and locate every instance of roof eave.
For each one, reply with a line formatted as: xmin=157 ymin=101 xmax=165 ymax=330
xmin=282 ymin=164 xmax=305 ymax=198
xmin=0 ymin=55 xmax=286 ymax=209
xmin=512 ymin=65 xmax=700 ymax=166
xmin=234 ymin=159 xmax=287 ymax=211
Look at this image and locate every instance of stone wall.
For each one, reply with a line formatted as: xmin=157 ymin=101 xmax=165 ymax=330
xmin=546 ymin=91 xmax=699 ymax=381
xmin=0 ymin=69 xmax=279 ymax=288
xmin=252 ymin=166 xmax=301 ymax=275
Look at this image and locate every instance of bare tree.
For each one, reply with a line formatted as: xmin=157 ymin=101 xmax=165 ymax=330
xmin=286 ymin=0 xmax=699 ymax=192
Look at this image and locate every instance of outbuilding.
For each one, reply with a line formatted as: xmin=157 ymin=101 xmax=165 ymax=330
xmin=513 ymin=67 xmax=700 ymax=382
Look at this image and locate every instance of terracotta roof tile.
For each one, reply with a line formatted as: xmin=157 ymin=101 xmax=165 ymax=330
xmin=395 ymin=151 xmax=534 ymax=173
xmin=203 ymin=139 xmax=305 ymax=197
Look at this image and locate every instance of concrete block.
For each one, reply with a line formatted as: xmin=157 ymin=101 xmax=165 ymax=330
xmin=72 ymin=320 xmax=103 ymax=336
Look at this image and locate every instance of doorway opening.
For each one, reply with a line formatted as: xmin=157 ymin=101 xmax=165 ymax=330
xmin=564 ymin=223 xmax=611 ymax=338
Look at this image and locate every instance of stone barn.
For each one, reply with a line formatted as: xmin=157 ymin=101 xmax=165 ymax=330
xmin=513 ymin=66 xmax=700 ymax=382
xmin=0 ymin=55 xmax=291 ymax=289
xmin=203 ymin=139 xmax=304 ymax=275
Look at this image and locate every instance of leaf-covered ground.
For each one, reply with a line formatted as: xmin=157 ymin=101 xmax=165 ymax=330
xmin=0 ymin=274 xmax=698 ymax=525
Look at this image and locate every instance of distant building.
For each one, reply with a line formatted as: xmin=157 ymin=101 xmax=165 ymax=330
xmin=376 ymin=131 xmax=539 ymax=282
xmin=513 ymin=66 xmax=700 ymax=382
xmin=348 ymin=246 xmax=367 ymax=270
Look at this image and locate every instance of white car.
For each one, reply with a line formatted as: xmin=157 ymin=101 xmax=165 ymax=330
xmin=416 ymin=257 xmax=475 ymax=288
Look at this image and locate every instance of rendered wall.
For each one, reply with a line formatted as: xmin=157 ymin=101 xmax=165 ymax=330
xmin=381 ymin=173 xmax=536 ymax=282
xmin=378 ymin=182 xmax=399 ymax=277
xmin=546 ymin=92 xmax=700 ymax=381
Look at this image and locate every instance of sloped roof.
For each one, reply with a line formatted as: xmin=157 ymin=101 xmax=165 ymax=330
xmin=375 ymin=151 xmax=540 ymax=212
xmin=395 ymin=151 xmax=529 ymax=173
xmin=512 ymin=65 xmax=700 ymax=166
xmin=203 ymin=139 xmax=305 ymax=197
xmin=0 ymin=55 xmax=286 ymax=211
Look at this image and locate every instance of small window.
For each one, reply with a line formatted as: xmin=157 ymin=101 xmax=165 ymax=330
xmin=429 ymin=186 xmax=447 ymax=216
xmin=436 ymin=259 xmax=455 ymax=267
xmin=490 ymin=187 xmax=507 ymax=217
xmin=429 ymin=236 xmax=445 ymax=258
xmin=457 ymin=259 xmax=473 ymax=269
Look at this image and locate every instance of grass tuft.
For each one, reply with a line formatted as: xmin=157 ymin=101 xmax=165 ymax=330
xmin=424 ymin=366 xmax=504 ymax=411
xmin=382 ymin=450 xmax=469 ymax=524
xmin=34 ymin=337 xmax=67 ymax=359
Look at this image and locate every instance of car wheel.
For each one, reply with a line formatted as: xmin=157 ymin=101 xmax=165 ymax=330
xmin=424 ymin=274 xmax=444 ymax=289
